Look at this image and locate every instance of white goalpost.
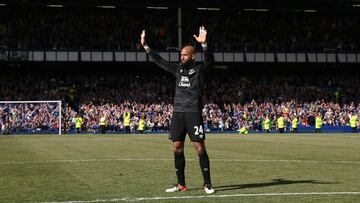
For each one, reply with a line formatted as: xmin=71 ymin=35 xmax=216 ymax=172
xmin=0 ymin=100 xmax=62 ymax=135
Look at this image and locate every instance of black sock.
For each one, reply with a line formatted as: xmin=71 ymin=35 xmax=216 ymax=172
xmin=174 ymin=151 xmax=185 ymax=186
xmin=199 ymin=151 xmax=211 ymax=186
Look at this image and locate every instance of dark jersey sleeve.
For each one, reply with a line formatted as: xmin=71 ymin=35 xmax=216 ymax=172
xmin=202 ymin=46 xmax=213 ymax=69
xmin=148 ymin=50 xmax=178 ymax=76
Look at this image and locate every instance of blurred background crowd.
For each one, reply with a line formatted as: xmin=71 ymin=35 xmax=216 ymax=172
xmin=1 ymin=68 xmax=359 ymax=134
xmin=0 ymin=7 xmax=359 ymax=52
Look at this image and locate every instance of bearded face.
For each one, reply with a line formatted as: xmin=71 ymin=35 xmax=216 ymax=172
xmin=180 ymin=46 xmax=196 ymax=67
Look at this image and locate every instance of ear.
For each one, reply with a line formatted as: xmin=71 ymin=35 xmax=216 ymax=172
xmin=191 ymin=53 xmax=196 ymax=60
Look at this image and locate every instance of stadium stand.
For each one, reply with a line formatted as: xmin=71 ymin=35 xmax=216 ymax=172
xmin=1 ymin=65 xmax=360 ymax=134
xmin=0 ymin=6 xmax=359 ymax=51
xmin=0 ymin=0 xmax=360 ymax=134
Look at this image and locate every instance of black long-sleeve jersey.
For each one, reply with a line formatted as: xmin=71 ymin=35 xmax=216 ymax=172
xmin=147 ymin=47 xmax=212 ymax=112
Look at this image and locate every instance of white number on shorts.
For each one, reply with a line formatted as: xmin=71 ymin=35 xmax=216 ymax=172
xmin=194 ymin=125 xmax=204 ymax=136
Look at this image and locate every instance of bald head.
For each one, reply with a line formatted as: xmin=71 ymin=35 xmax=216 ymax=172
xmin=182 ymin=46 xmax=195 ymax=55
xmin=180 ymin=45 xmax=196 ymax=65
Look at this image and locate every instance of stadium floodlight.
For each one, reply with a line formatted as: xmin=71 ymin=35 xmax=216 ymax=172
xmin=96 ymin=5 xmax=116 ymax=9
xmin=304 ymin=9 xmax=317 ymax=12
xmin=146 ymin=6 xmax=168 ymax=10
xmin=0 ymin=100 xmax=62 ymax=135
xmin=243 ymin=8 xmax=256 ymax=11
xmin=46 ymin=5 xmax=63 ymax=8
xmin=353 ymin=4 xmax=360 ymax=7
xmin=242 ymin=8 xmax=269 ymax=12
xmin=197 ymin=7 xmax=221 ymax=11
xmin=256 ymin=9 xmax=269 ymax=12
xmin=0 ymin=4 xmax=6 ymax=6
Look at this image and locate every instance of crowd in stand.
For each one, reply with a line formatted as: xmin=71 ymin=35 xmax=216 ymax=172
xmin=0 ymin=7 xmax=359 ymax=51
xmin=183 ymin=11 xmax=360 ymax=52
xmin=0 ymin=7 xmax=177 ymax=51
xmin=0 ymin=103 xmax=60 ymax=134
xmin=2 ymin=98 xmax=359 ymax=134
xmin=1 ymin=69 xmax=360 ymax=134
xmin=1 ymin=5 xmax=360 ymax=134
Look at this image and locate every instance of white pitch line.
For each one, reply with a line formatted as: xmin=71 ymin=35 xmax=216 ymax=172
xmin=0 ymin=158 xmax=173 ymax=164
xmin=218 ymin=159 xmax=360 ymax=164
xmin=1 ymin=158 xmax=360 ymax=165
xmin=38 ymin=192 xmax=360 ymax=203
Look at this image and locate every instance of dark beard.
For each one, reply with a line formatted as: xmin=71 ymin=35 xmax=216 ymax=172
xmin=181 ymin=60 xmax=194 ymax=69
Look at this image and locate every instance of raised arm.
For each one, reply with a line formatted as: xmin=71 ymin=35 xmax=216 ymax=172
xmin=140 ymin=30 xmax=177 ymax=75
xmin=193 ymin=26 xmax=212 ymax=68
xmin=140 ymin=30 xmax=150 ymax=53
xmin=193 ymin=26 xmax=207 ymax=47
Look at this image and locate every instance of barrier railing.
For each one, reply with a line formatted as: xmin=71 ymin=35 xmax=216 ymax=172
xmin=3 ymin=50 xmax=360 ymax=63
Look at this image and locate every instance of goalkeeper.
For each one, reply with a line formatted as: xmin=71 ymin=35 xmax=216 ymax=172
xmin=140 ymin=26 xmax=215 ymax=194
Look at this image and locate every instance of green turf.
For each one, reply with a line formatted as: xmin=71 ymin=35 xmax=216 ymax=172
xmin=1 ymin=133 xmax=360 ymax=202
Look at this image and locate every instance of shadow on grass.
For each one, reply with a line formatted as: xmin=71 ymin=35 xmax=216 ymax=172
xmin=211 ymin=179 xmax=339 ymax=192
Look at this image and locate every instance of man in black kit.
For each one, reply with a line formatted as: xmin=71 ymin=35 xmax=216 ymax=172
xmin=140 ymin=26 xmax=215 ymax=194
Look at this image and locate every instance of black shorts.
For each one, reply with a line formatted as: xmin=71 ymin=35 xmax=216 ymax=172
xmin=169 ymin=112 xmax=205 ymax=142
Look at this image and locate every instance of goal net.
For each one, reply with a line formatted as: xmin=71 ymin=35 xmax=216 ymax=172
xmin=0 ymin=100 xmax=62 ymax=135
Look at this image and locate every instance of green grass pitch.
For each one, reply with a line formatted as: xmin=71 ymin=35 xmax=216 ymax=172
xmin=1 ymin=133 xmax=360 ymax=203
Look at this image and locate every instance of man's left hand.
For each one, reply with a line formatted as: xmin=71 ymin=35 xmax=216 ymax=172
xmin=193 ymin=26 xmax=207 ymax=43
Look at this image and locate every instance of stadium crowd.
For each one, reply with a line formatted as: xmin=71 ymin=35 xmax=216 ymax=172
xmin=0 ymin=7 xmax=359 ymax=51
xmin=1 ymin=69 xmax=360 ymax=134
xmin=0 ymin=103 xmax=60 ymax=134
